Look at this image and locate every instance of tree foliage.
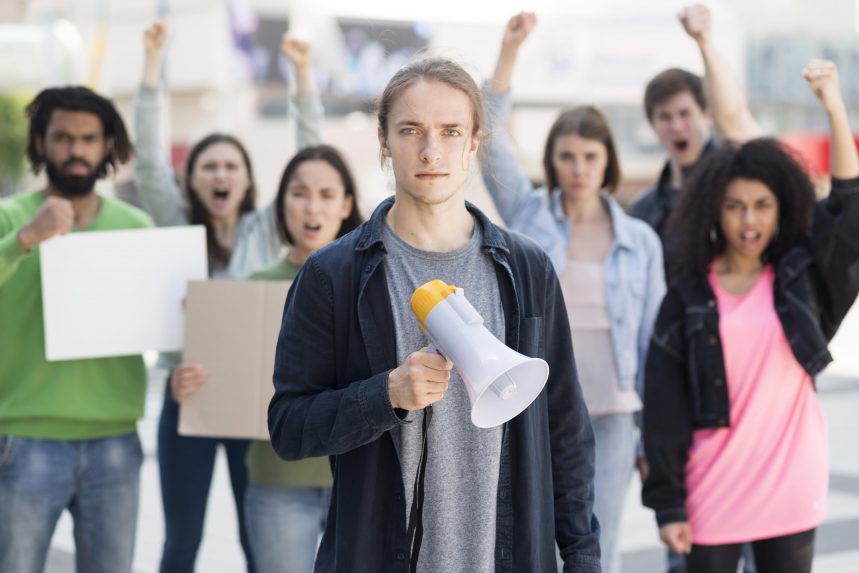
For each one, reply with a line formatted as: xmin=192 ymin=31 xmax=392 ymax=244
xmin=0 ymin=92 xmax=30 ymax=196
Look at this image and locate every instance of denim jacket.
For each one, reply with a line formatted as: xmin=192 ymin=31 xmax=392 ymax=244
xmin=642 ymin=176 xmax=859 ymax=526
xmin=268 ymin=197 xmax=601 ymax=572
xmin=481 ymin=86 xmax=666 ymax=400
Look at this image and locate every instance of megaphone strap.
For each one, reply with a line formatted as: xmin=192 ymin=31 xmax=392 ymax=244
xmin=406 ymin=405 xmax=433 ymax=572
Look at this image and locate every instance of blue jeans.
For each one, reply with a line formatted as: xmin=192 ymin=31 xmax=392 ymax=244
xmin=158 ymin=388 xmax=255 ymax=573
xmin=592 ymin=412 xmax=636 ymax=573
xmin=0 ymin=433 xmax=142 ymax=573
xmin=244 ymin=483 xmax=331 ymax=573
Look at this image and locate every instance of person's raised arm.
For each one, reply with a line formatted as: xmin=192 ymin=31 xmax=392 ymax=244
xmin=489 ymin=12 xmax=536 ymax=94
xmin=282 ymin=34 xmax=323 ymax=150
xmin=141 ymin=18 xmax=167 ymax=89
xmin=135 ymin=18 xmax=187 ymax=227
xmin=804 ymin=60 xmax=859 ymax=180
xmin=481 ymin=13 xmax=542 ymax=226
xmin=680 ymin=4 xmax=760 ymax=144
xmin=804 ymin=60 xmax=859 ymax=336
xmin=251 ymin=33 xmax=325 ymax=237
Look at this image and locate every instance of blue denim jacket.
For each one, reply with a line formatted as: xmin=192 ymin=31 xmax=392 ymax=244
xmin=269 ymin=198 xmax=601 ymax=572
xmin=482 ymin=86 xmax=666 ymax=399
xmin=642 ymin=176 xmax=859 ymax=527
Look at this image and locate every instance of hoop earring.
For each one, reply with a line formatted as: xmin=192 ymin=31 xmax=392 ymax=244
xmin=709 ymin=225 xmax=718 ymax=245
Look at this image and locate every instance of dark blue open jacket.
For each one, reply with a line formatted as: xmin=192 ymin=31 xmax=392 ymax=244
xmin=642 ymin=177 xmax=859 ymax=527
xmin=269 ymin=197 xmax=601 ymax=572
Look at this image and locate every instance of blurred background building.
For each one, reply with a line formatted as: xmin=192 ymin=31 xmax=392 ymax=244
xmin=1 ymin=0 xmax=857 ymax=211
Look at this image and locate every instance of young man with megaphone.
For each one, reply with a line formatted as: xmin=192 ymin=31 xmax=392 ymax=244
xmin=268 ymin=57 xmax=601 ymax=572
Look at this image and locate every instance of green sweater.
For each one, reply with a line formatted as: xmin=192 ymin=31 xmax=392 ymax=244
xmin=245 ymin=257 xmax=333 ymax=488
xmin=0 ymin=191 xmax=154 ymax=439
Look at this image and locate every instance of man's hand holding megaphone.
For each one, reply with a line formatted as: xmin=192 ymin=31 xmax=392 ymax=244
xmin=387 ymin=349 xmax=453 ymax=411
xmin=409 ymin=280 xmax=549 ymax=428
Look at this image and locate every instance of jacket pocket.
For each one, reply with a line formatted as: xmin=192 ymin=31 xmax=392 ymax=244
xmin=519 ymin=316 xmax=544 ymax=358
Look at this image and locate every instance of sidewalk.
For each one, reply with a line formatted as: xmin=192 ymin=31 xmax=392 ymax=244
xmin=47 ymin=311 xmax=859 ymax=572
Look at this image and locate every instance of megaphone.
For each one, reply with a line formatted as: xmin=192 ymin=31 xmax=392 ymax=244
xmin=410 ymin=280 xmax=549 ymax=428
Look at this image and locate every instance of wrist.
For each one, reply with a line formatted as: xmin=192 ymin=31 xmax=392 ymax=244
xmin=294 ymin=67 xmax=315 ymax=94
xmin=824 ymin=99 xmax=848 ymax=118
xmin=499 ymin=43 xmax=520 ymax=59
xmin=142 ymin=58 xmax=162 ymax=83
xmin=386 ymin=373 xmax=399 ymax=410
xmin=696 ymin=36 xmax=713 ymax=53
xmin=17 ymin=226 xmax=35 ymax=252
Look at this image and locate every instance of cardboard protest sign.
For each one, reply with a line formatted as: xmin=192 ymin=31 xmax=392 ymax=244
xmin=179 ymin=280 xmax=291 ymax=440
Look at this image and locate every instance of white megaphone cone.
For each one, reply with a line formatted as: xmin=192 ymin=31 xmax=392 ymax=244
xmin=411 ymin=280 xmax=549 ymax=428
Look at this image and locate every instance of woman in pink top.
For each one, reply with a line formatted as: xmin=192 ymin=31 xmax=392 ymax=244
xmin=642 ymin=61 xmax=859 ymax=573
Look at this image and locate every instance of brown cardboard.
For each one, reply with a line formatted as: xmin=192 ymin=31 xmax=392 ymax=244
xmin=178 ymin=280 xmax=291 ymax=440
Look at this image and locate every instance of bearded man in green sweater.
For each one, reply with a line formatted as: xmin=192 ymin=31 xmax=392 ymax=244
xmin=0 ymin=86 xmax=154 ymax=573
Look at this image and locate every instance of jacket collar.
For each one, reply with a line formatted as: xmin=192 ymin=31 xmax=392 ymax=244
xmin=549 ymin=190 xmax=636 ymax=252
xmin=354 ymin=195 xmax=509 ymax=254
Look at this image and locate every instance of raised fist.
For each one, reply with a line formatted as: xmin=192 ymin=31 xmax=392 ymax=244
xmin=678 ymin=4 xmax=711 ymax=44
xmin=502 ymin=12 xmax=537 ymax=50
xmin=281 ymin=34 xmax=313 ymax=71
xmin=144 ymin=18 xmax=169 ymax=59
xmin=803 ymin=59 xmax=842 ymax=112
xmin=17 ymin=196 xmax=75 ymax=251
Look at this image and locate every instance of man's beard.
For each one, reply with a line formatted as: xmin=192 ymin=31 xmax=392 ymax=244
xmin=45 ymin=157 xmax=105 ymax=198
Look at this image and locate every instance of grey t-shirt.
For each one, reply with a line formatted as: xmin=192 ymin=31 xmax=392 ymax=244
xmin=382 ymin=220 xmax=504 ymax=573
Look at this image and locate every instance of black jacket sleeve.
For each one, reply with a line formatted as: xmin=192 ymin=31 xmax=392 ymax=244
xmin=641 ymin=286 xmax=694 ymax=527
xmin=268 ymin=256 xmax=405 ymax=461
xmin=810 ymin=176 xmax=859 ymax=339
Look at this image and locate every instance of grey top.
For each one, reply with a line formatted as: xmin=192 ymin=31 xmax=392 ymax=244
xmin=134 ymin=85 xmax=324 ymax=371
xmin=381 ymin=220 xmax=503 ymax=573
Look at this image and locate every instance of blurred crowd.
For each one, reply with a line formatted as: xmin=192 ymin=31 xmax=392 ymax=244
xmin=1 ymin=4 xmax=857 ymax=573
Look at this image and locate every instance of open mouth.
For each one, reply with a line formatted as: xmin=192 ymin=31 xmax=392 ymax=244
xmin=304 ymin=222 xmax=322 ymax=232
xmin=673 ymin=139 xmax=689 ymax=153
xmin=210 ymin=189 xmax=231 ymax=211
xmin=740 ymin=230 xmax=762 ymax=249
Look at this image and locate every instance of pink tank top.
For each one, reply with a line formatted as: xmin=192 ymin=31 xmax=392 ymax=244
xmin=685 ymin=266 xmax=828 ymax=544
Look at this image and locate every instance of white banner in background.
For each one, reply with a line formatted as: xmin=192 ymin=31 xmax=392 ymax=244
xmin=40 ymin=226 xmax=208 ymax=361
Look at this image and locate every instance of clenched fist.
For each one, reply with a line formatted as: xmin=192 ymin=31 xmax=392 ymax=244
xmin=281 ymin=34 xmax=313 ymax=71
xmin=387 ymin=348 xmax=453 ymax=411
xmin=659 ymin=521 xmax=693 ymax=554
xmin=17 ymin=196 xmax=75 ymax=252
xmin=144 ymin=18 xmax=169 ymax=59
xmin=678 ymin=4 xmax=711 ymax=45
xmin=802 ymin=59 xmax=842 ymax=112
xmin=501 ymin=12 xmax=537 ymax=51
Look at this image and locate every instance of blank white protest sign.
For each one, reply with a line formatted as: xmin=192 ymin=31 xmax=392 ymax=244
xmin=40 ymin=226 xmax=208 ymax=361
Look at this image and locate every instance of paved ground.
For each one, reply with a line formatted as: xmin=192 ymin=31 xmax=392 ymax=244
xmin=46 ymin=309 xmax=859 ymax=572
